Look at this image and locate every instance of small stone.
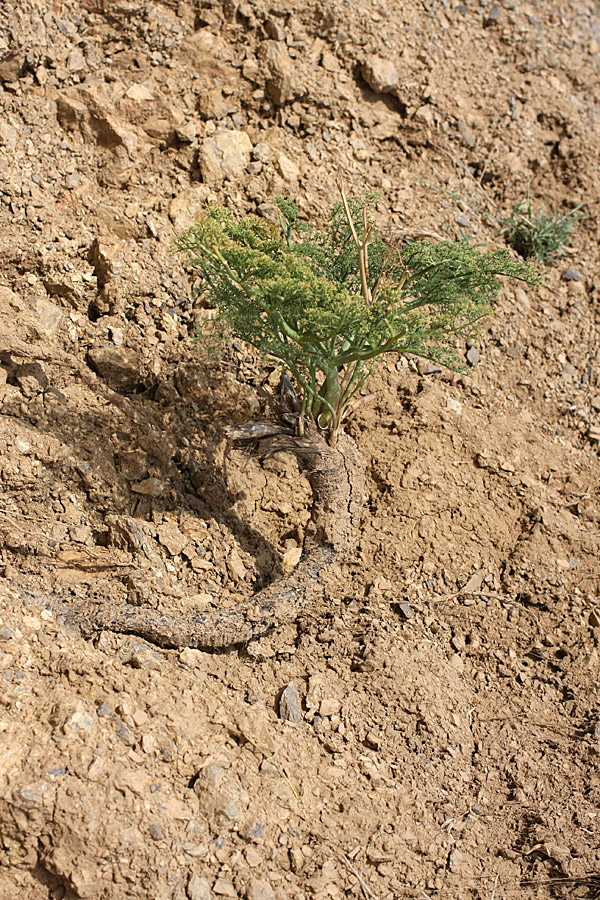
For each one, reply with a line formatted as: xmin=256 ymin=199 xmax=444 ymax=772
xmin=125 ymin=83 xmax=155 ymax=101
xmin=68 ymin=48 xmax=86 ymax=72
xmin=128 ymin=647 xmax=164 ymax=670
xmin=282 ymin=546 xmax=302 ymax=573
xmin=245 ymin=878 xmax=276 ymax=900
xmin=252 ymin=142 xmax=271 ymax=162
xmin=462 ymin=571 xmax=484 ymax=593
xmin=396 ymin=600 xmax=413 ymax=619
xmin=259 ymin=41 xmax=298 ymax=105
xmin=187 ymin=874 xmax=212 ymax=900
xmin=466 ymin=346 xmax=480 ymax=367
xmin=319 ymin=697 xmax=341 ymax=717
xmin=213 ymin=879 xmax=237 ymax=897
xmin=562 ymin=267 xmax=583 ymax=282
xmin=242 ymin=59 xmax=260 ymax=82
xmin=484 ymin=4 xmax=501 ymax=25
xmin=157 ymin=521 xmax=188 ymax=556
xmin=131 ymin=477 xmax=167 ymax=497
xmin=196 ymin=87 xmax=239 ymax=120
xmin=241 ymin=816 xmax=265 ymax=842
xmin=0 ymin=49 xmax=23 ymax=83
xmin=0 ymin=121 xmax=18 ymax=151
xmin=87 ymin=346 xmax=141 ymax=392
xmin=14 ymin=437 xmax=31 ymax=453
xmin=116 ymin=721 xmax=135 ymax=746
xmin=244 ymin=846 xmax=262 ymax=867
xmin=0 ymin=626 xmax=14 ymax=641
xmin=446 ymin=397 xmax=463 ymax=414
xmin=63 ymin=708 xmax=94 ymax=734
xmin=149 ymin=823 xmax=164 ymax=841
xmin=274 ymin=151 xmax=300 ymax=182
xmin=361 ymin=55 xmax=399 ymax=94
xmin=227 ymin=548 xmax=248 ymax=583
xmin=265 ymin=17 xmax=286 ymax=41
xmin=457 ymin=121 xmax=476 ymax=148
xmin=33 ymin=296 xmax=63 ymax=335
xmin=279 ymin=683 xmax=302 ymax=723
xmin=449 ymin=653 xmax=464 ymax=671
xmin=456 ymin=214 xmax=471 ymax=228
xmin=448 ymin=848 xmax=465 ymax=873
xmin=451 ymin=632 xmax=466 ymax=652
xmin=200 ymin=130 xmax=253 ymax=184
xmin=169 ymin=184 xmax=213 ymax=231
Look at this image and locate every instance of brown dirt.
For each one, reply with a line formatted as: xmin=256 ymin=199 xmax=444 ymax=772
xmin=1 ymin=1 xmax=600 ymax=898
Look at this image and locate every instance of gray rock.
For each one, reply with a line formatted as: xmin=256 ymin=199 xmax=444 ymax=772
xmin=0 ymin=626 xmax=14 ymax=641
xmin=466 ymin=346 xmax=480 ymax=367
xmin=562 ymin=267 xmax=583 ymax=282
xmin=279 ymin=683 xmax=301 ymax=723
xmin=396 ymin=601 xmax=413 ymax=620
xmin=484 ymin=4 xmax=502 ymax=25
xmin=241 ymin=815 xmax=265 ymax=842
xmin=149 ymin=823 xmax=164 ymax=841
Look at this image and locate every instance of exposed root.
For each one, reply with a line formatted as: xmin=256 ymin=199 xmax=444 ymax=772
xmin=43 ymin=422 xmax=366 ymax=650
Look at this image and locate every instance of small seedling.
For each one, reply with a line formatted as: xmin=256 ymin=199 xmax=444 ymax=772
xmin=501 ymin=186 xmax=585 ymax=263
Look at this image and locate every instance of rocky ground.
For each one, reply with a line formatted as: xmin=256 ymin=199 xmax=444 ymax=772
xmin=1 ymin=0 xmax=600 ymax=898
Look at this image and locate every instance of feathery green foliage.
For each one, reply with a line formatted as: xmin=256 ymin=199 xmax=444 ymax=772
xmin=175 ymin=189 xmax=539 ymax=437
xmin=502 ymin=188 xmax=585 ymax=263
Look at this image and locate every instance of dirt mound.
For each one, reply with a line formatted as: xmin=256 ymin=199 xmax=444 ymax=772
xmin=1 ymin=0 xmax=600 ymax=898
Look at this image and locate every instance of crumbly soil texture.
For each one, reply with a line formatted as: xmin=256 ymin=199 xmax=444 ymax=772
xmin=1 ymin=1 xmax=600 ymax=898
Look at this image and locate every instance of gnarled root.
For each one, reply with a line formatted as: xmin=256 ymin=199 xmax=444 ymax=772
xmin=59 ymin=422 xmax=366 ymax=650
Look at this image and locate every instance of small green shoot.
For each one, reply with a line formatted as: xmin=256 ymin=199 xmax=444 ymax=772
xmin=501 ymin=186 xmax=585 ymax=263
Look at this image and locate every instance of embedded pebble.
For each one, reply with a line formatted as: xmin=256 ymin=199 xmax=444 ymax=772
xmin=187 ymin=874 xmax=212 ymax=900
xmin=466 ymin=346 xmax=480 ymax=367
xmin=245 ymin=878 xmax=276 ymax=900
xmin=361 ymin=55 xmax=399 ymax=94
xmin=562 ymin=267 xmax=583 ymax=282
xmin=279 ymin=682 xmax=302 ymax=723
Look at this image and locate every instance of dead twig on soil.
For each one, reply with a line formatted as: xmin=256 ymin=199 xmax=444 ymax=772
xmin=339 ymin=853 xmax=379 ymax=900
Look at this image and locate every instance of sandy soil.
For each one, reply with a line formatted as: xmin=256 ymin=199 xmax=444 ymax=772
xmin=1 ymin=1 xmax=600 ymax=898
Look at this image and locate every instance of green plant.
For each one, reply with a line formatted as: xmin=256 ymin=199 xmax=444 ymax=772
xmin=501 ymin=187 xmax=585 ymax=263
xmin=73 ymin=184 xmax=541 ymax=650
xmin=175 ymin=183 xmax=538 ymax=442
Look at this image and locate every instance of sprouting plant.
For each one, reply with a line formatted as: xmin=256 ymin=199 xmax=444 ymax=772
xmin=174 ymin=180 xmax=539 ymax=443
xmin=501 ymin=185 xmax=585 ymax=263
xmin=76 ymin=182 xmax=542 ymax=650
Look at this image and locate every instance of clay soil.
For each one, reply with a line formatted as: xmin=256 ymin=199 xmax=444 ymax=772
xmin=1 ymin=1 xmax=600 ymax=898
